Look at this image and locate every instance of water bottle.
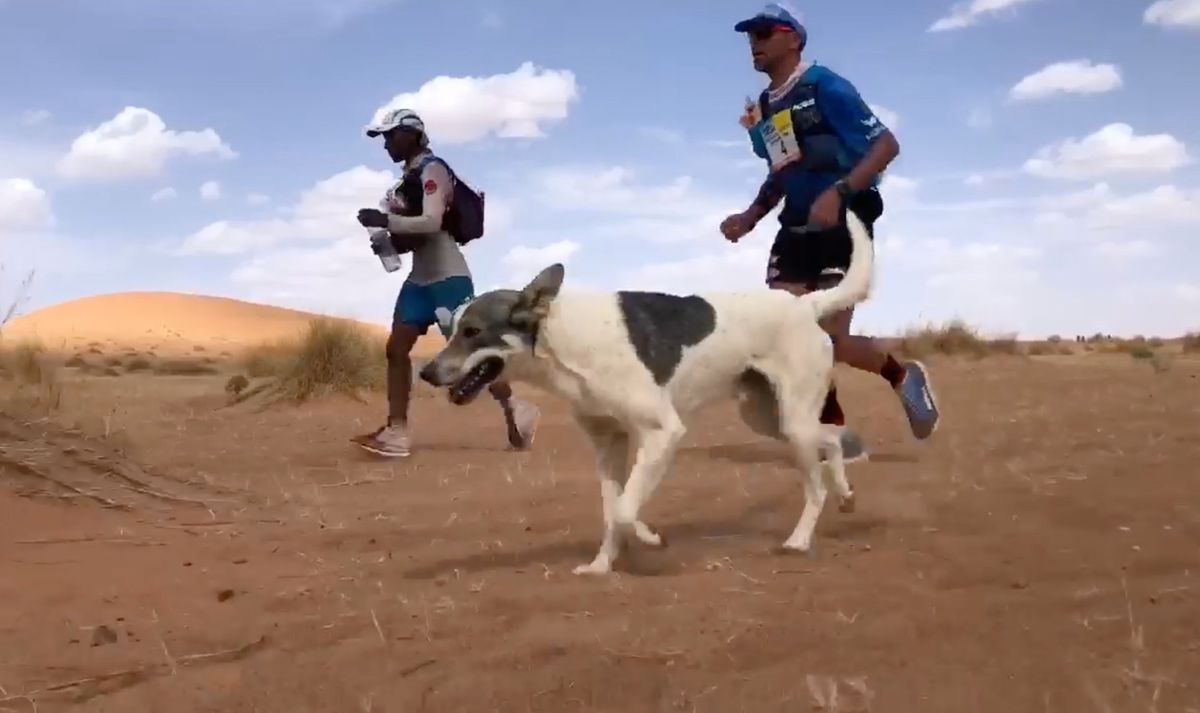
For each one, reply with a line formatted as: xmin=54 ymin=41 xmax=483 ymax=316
xmin=369 ymin=228 xmax=404 ymax=273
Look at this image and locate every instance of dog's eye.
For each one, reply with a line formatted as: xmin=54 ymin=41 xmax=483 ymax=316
xmin=461 ymin=326 xmax=480 ymax=339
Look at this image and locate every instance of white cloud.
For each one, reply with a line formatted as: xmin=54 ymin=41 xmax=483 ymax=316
xmin=0 ymin=178 xmax=54 ymax=234
xmin=928 ymin=0 xmax=1041 ymax=31
xmin=21 ymin=109 xmax=50 ymax=126
xmin=200 ymin=180 xmax=222 ymax=202
xmin=501 ymin=240 xmax=582 ymax=281
xmin=706 ymin=139 xmax=746 ymax=150
xmin=869 ymin=104 xmax=900 ymax=129
xmin=150 ymin=187 xmax=178 ymax=202
xmin=1144 ymin=0 xmax=1200 ymax=29
xmin=1008 ymin=60 xmax=1122 ymax=101
xmin=1023 ymin=123 xmax=1191 ymax=180
xmin=370 ymin=62 xmax=579 ymax=144
xmin=179 ymin=165 xmax=393 ymax=255
xmin=1094 ymin=240 xmax=1163 ymax=260
xmin=247 ymin=193 xmax=271 ymax=205
xmin=1086 ymin=185 xmax=1200 ymax=230
xmin=57 ymin=106 xmax=236 ymax=181
xmin=529 ymin=165 xmax=745 ymax=245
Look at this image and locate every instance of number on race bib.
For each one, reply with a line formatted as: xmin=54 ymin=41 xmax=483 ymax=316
xmin=761 ymin=109 xmax=802 ymax=173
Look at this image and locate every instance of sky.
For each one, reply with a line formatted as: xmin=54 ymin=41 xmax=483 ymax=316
xmin=2 ymin=0 xmax=1199 ymax=339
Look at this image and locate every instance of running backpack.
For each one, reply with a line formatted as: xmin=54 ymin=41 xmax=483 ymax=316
xmin=416 ymin=155 xmax=486 ymax=246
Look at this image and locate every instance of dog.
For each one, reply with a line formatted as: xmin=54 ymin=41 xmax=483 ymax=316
xmin=419 ymin=209 xmax=875 ymax=575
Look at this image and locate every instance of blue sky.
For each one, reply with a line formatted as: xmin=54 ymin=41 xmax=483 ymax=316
xmin=2 ymin=0 xmax=1199 ymax=338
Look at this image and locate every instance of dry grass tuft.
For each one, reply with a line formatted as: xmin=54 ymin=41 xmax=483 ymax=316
xmin=271 ymin=317 xmax=386 ymax=402
xmin=1 ymin=271 xmax=64 ymax=414
xmin=895 ymin=319 xmax=1019 ymax=359
xmin=1182 ymin=332 xmax=1200 ymax=354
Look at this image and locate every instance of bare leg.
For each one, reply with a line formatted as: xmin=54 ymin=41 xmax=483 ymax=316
xmin=386 ymin=324 xmax=422 ymax=426
xmin=488 ymin=379 xmax=540 ymax=450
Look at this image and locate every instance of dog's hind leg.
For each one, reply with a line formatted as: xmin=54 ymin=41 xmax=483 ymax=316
xmin=612 ymin=406 xmax=685 ymax=548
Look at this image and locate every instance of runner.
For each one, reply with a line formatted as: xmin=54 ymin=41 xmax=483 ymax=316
xmin=352 ymin=108 xmax=540 ymax=457
xmin=720 ymin=4 xmax=941 ymax=457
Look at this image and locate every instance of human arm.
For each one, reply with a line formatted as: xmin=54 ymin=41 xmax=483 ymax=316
xmin=386 ymin=160 xmax=452 ymax=235
xmin=720 ymin=172 xmax=783 ymax=242
xmin=808 ymin=73 xmax=900 ymax=226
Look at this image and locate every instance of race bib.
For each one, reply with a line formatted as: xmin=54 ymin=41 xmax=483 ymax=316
xmin=760 ymin=109 xmax=802 ymax=172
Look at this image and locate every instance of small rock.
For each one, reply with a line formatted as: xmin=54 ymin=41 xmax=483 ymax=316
xmin=863 ymin=544 xmax=872 ymax=552
xmin=1011 ymin=580 xmax=1029 ymax=590
xmin=233 ymin=558 xmax=248 ymax=565
xmin=91 ymin=625 xmax=118 ymax=647
xmin=183 ymin=562 xmax=193 ymax=567
xmin=217 ymin=589 xmax=236 ymax=602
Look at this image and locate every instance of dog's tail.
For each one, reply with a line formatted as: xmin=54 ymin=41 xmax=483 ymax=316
xmin=803 ymin=208 xmax=875 ymax=320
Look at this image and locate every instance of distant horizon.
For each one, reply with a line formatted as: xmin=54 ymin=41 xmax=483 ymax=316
xmin=6 ymin=285 xmax=1195 ymax=342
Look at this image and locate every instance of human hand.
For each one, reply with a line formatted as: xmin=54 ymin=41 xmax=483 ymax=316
xmin=720 ymin=211 xmax=755 ymax=242
xmin=357 ymin=208 xmax=388 ymax=229
xmin=808 ymin=188 xmax=841 ymax=229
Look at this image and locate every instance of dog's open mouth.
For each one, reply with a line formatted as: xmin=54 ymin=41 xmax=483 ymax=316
xmin=448 ymin=357 xmax=504 ymax=405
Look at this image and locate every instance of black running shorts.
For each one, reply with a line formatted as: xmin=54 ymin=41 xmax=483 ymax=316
xmin=767 ymin=188 xmax=884 ymax=290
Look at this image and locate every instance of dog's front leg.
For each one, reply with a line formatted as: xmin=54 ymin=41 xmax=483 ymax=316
xmin=612 ymin=410 xmax=685 ymax=546
xmin=573 ymin=417 xmax=630 ymax=575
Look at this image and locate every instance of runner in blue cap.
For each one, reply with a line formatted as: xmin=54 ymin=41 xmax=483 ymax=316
xmin=721 ymin=3 xmax=941 ymax=456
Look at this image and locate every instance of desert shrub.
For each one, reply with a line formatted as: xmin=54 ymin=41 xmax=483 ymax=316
xmin=1148 ymin=337 xmax=1164 ymax=348
xmin=225 ymin=373 xmax=250 ymax=395
xmin=243 ymin=317 xmax=387 ymax=403
xmin=1182 ymin=332 xmax=1200 ymax=354
xmin=154 ymin=358 xmax=220 ymax=376
xmin=896 ymin=319 xmax=1018 ymax=358
xmin=124 ymin=357 xmax=153 ymax=372
xmin=1128 ymin=345 xmax=1155 ymax=360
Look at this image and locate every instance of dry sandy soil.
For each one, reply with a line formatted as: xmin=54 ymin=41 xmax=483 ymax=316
xmin=2 ymin=294 xmax=1199 ymax=712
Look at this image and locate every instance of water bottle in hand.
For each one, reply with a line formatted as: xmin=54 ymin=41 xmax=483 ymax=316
xmin=370 ymin=229 xmax=403 ymax=273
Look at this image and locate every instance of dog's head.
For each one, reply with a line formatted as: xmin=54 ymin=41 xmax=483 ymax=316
xmin=418 ymin=263 xmax=564 ymax=405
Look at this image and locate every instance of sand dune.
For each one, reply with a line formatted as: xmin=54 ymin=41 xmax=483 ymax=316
xmin=2 ymin=291 xmax=448 ymax=356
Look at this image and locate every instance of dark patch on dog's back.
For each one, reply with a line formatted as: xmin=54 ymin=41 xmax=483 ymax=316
xmin=617 ymin=291 xmax=716 ymax=385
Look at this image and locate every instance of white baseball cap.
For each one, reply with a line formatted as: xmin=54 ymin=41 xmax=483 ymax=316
xmin=365 ymin=107 xmax=425 ymax=137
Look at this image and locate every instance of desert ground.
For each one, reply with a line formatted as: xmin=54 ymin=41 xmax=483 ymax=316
xmin=2 ymin=293 xmax=1199 ymax=713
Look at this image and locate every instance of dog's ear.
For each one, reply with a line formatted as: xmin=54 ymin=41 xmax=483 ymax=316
xmin=511 ymin=263 xmax=564 ymax=328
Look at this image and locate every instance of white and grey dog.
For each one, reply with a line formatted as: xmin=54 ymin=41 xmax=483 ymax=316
xmin=419 ymin=210 xmax=875 ymax=575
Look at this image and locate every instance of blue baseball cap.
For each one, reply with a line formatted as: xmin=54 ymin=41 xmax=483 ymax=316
xmin=735 ymin=3 xmax=807 ymax=47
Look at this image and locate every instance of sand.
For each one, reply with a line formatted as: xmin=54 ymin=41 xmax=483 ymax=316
xmin=3 ymin=291 xmax=448 ymax=357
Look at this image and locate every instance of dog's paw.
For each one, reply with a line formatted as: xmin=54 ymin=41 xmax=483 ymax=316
xmin=838 ymin=492 xmax=857 ymax=514
xmin=572 ymin=560 xmax=613 ymax=576
xmin=775 ymin=540 xmax=814 ymax=557
xmin=633 ymin=521 xmax=667 ymax=548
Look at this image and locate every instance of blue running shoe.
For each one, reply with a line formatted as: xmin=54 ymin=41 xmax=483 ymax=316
xmin=896 ymin=360 xmax=940 ymax=439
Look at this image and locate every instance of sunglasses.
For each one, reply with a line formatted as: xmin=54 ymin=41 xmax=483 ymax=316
xmin=748 ymin=23 xmax=792 ymax=41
